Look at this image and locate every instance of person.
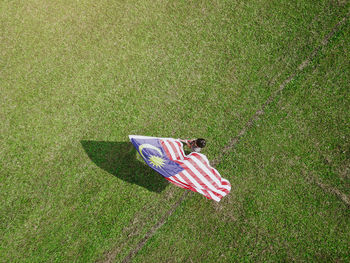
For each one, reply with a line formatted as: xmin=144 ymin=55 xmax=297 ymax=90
xmin=179 ymin=138 xmax=206 ymax=153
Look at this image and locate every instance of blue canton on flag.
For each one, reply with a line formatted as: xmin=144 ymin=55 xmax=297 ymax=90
xmin=129 ymin=135 xmax=183 ymax=178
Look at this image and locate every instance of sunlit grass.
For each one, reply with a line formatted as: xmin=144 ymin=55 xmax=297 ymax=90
xmin=1 ymin=0 xmax=349 ymax=261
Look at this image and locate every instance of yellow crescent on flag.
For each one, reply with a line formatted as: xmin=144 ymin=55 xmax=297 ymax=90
xmin=138 ymin=144 xmax=163 ymax=159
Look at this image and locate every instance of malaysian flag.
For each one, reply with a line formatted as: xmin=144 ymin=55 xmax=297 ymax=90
xmin=129 ymin=135 xmax=231 ymax=202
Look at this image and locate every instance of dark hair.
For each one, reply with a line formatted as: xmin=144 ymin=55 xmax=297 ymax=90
xmin=196 ymin=138 xmax=206 ymax=148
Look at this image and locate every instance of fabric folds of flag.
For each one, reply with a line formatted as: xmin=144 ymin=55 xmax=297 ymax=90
xmin=129 ymin=135 xmax=231 ymax=202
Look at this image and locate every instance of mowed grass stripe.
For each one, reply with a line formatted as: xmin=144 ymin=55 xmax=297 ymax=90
xmin=313 ymin=179 xmax=350 ymax=207
xmin=120 ymin=9 xmax=350 ymax=263
xmin=120 ymin=191 xmax=190 ymax=263
xmin=131 ymin=14 xmax=350 ymax=263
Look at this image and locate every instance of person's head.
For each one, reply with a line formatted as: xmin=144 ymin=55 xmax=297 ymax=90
xmin=195 ymin=138 xmax=206 ymax=148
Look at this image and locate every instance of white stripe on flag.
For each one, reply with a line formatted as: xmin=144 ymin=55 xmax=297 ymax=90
xmin=162 ymin=140 xmax=177 ymax=160
xmin=206 ymin=190 xmax=221 ymax=202
xmin=181 ymin=169 xmax=225 ymax=199
xmin=167 ymin=176 xmax=188 ymax=189
xmin=178 ymin=172 xmax=209 ymax=197
xmin=195 ymin=155 xmax=231 ymax=192
xmin=163 ymin=139 xmax=184 ymax=161
xmin=190 ymin=154 xmax=224 ymax=189
xmin=182 ymin=160 xmax=227 ymax=197
xmin=172 ymin=174 xmax=188 ymax=186
xmin=190 ymin=153 xmax=231 ymax=192
xmin=173 ymin=141 xmax=185 ymax=160
xmin=192 ymin=155 xmax=231 ymax=193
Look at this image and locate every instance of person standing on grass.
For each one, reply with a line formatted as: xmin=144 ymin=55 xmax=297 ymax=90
xmin=180 ymin=138 xmax=206 ymax=153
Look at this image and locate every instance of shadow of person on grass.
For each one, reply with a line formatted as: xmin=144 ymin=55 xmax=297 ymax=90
xmin=81 ymin=140 xmax=168 ymax=193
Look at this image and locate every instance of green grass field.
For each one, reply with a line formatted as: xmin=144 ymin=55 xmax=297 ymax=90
xmin=1 ymin=0 xmax=349 ymax=262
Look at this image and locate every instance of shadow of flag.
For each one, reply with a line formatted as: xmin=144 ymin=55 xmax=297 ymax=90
xmin=80 ymin=140 xmax=168 ymax=193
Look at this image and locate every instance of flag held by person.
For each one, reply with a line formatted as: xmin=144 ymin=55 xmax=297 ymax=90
xmin=129 ymin=135 xmax=231 ymax=202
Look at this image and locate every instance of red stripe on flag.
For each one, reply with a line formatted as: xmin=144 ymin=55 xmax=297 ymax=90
xmin=180 ymin=167 xmax=224 ymax=199
xmin=177 ymin=172 xmax=192 ymax=186
xmin=166 ymin=177 xmax=189 ymax=190
xmin=191 ymin=153 xmax=231 ymax=193
xmin=201 ymin=188 xmax=224 ymax=200
xmin=172 ymin=175 xmax=191 ymax=189
xmin=160 ymin=139 xmax=228 ymax=201
xmin=177 ymin=172 xmax=201 ymax=193
xmin=160 ymin=140 xmax=173 ymax=160
xmin=205 ymin=190 xmax=222 ymax=201
xmin=176 ymin=172 xmax=215 ymax=199
xmin=175 ymin=141 xmax=185 ymax=159
xmin=191 ymin=153 xmax=221 ymax=181
xmin=167 ymin=140 xmax=181 ymax=160
xmin=181 ymin=166 xmax=209 ymax=190
xmin=199 ymin=189 xmax=211 ymax=200
xmin=183 ymin=157 xmax=222 ymax=191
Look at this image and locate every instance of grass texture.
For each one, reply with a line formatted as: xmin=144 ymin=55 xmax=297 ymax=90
xmin=1 ymin=0 xmax=349 ymax=262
